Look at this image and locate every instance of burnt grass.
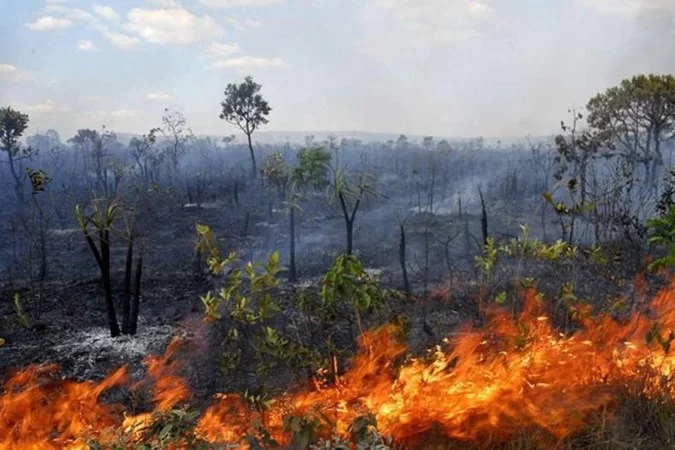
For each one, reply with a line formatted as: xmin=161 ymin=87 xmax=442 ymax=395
xmin=0 ymin=179 xmax=668 ymax=447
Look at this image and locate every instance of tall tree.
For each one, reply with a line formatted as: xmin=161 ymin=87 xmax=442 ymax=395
xmin=437 ymin=139 xmax=452 ymax=153
xmin=26 ymin=129 xmax=61 ymax=153
xmin=395 ymin=134 xmax=409 ymax=150
xmin=129 ymin=128 xmax=162 ymax=187
xmin=587 ymin=74 xmax=675 ymax=187
xmin=422 ymin=136 xmax=435 ymax=150
xmin=161 ymin=109 xmax=193 ymax=179
xmin=68 ymin=127 xmax=117 ymax=196
xmin=219 ymin=76 xmax=271 ymax=178
xmin=0 ymin=106 xmax=33 ymax=202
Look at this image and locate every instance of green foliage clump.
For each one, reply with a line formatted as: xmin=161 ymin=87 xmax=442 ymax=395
xmin=646 ymin=205 xmax=675 ymax=271
xmin=263 ymin=152 xmax=290 ymax=195
xmin=475 ymin=225 xmax=578 ymax=283
xmin=196 ymin=223 xmax=284 ymax=377
xmin=474 ymin=225 xmax=583 ymax=315
xmin=321 ymin=254 xmax=385 ymax=337
xmin=293 ymin=146 xmax=332 ymax=191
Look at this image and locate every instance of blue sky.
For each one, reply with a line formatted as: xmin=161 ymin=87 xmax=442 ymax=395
xmin=1 ymin=0 xmax=674 ymax=140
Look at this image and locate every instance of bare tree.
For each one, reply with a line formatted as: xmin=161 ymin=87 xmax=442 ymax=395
xmin=161 ymin=109 xmax=194 ymax=181
xmin=129 ymin=128 xmax=162 ymax=187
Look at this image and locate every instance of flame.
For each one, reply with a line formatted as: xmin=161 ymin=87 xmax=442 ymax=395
xmin=3 ymin=278 xmax=675 ymax=448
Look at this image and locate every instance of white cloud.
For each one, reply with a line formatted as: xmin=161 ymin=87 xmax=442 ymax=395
xmin=147 ymin=93 xmax=173 ymax=100
xmin=580 ymin=0 xmax=673 ymax=15
xmin=199 ymin=0 xmax=283 ymax=7
xmin=109 ymin=109 xmax=138 ymax=118
xmin=202 ymin=42 xmax=280 ymax=70
xmin=77 ymin=40 xmax=100 ymax=52
xmin=25 ymin=16 xmax=73 ymax=31
xmin=203 ymin=42 xmax=240 ymax=57
xmin=225 ymin=17 xmax=246 ymax=30
xmin=244 ymin=19 xmax=263 ymax=28
xmin=147 ymin=0 xmax=182 ymax=6
xmin=44 ymin=5 xmax=95 ymax=22
xmin=93 ymin=5 xmax=119 ymax=21
xmin=43 ymin=4 xmax=141 ymax=51
xmin=0 ymin=64 xmax=31 ymax=83
xmin=224 ymin=17 xmax=263 ymax=30
xmin=101 ymin=31 xmax=142 ymax=50
xmin=124 ymin=7 xmax=224 ymax=45
xmin=22 ymin=100 xmax=71 ymax=114
xmin=208 ymin=56 xmax=283 ymax=69
xmin=371 ymin=0 xmax=505 ymax=46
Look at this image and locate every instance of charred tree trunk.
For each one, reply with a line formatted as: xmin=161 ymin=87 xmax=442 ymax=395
xmin=242 ymin=211 xmax=250 ymax=236
xmin=121 ymin=236 xmax=134 ymax=334
xmin=346 ymin=219 xmax=354 ymax=255
xmin=399 ymin=223 xmax=410 ymax=292
xmin=130 ymin=249 xmax=143 ymax=335
xmin=96 ymin=229 xmax=120 ymax=337
xmin=423 ymin=222 xmax=430 ymax=294
xmin=479 ymin=188 xmax=488 ymax=247
xmin=541 ymin=202 xmax=548 ymax=242
xmin=289 ymin=207 xmax=297 ymax=282
xmin=338 ymin=191 xmax=360 ymax=255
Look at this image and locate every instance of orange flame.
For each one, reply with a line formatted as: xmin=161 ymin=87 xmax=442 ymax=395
xmin=2 ymin=279 xmax=675 ymax=448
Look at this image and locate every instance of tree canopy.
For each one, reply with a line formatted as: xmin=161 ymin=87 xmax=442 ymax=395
xmin=0 ymin=107 xmax=29 ymax=157
xmin=220 ymin=76 xmax=271 ymax=177
xmin=587 ymin=74 xmax=675 ymax=183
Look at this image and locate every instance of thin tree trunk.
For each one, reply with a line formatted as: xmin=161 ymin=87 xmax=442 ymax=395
xmin=122 ymin=237 xmax=134 ymax=334
xmin=479 ymin=188 xmax=488 ymax=247
xmin=130 ymin=250 xmax=143 ymax=335
xmin=399 ymin=223 xmax=410 ymax=292
xmin=7 ymin=150 xmax=24 ymax=203
xmin=423 ymin=223 xmax=430 ymax=294
xmin=247 ymin=133 xmax=257 ymax=178
xmin=100 ymin=229 xmax=120 ymax=337
xmin=346 ymin=220 xmax=353 ymax=255
xmin=289 ymin=207 xmax=297 ymax=282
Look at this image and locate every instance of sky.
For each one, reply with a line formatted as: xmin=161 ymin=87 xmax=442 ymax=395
xmin=1 ymin=0 xmax=674 ymax=140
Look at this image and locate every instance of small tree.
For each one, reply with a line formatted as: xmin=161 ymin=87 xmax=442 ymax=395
xmin=548 ymin=110 xmax=612 ymax=243
xmin=293 ymin=146 xmax=331 ymax=192
xmin=282 ymin=182 xmax=303 ymax=282
xmin=160 ymin=109 xmax=194 ymax=180
xmin=219 ymin=76 xmax=271 ymax=178
xmin=328 ymin=165 xmax=378 ymax=255
xmin=0 ymin=106 xmax=34 ymax=202
xmin=262 ymin=151 xmax=290 ymax=199
xmin=75 ymin=199 xmax=144 ymax=337
xmin=17 ymin=168 xmax=53 ymax=324
xmin=129 ymin=128 xmax=162 ymax=187
xmin=75 ymin=200 xmax=122 ymax=337
xmin=68 ymin=127 xmax=118 ymax=196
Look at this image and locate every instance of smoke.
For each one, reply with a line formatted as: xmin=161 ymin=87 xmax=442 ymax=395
xmin=603 ymin=0 xmax=675 ymax=81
